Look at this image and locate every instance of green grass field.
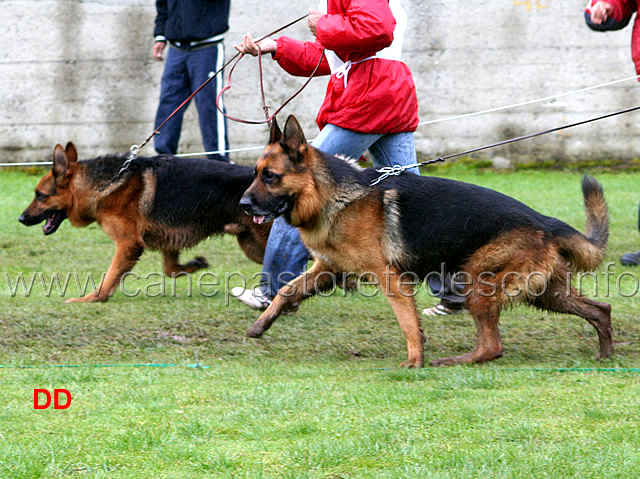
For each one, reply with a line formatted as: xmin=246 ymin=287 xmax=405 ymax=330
xmin=2 ymin=166 xmax=640 ymax=478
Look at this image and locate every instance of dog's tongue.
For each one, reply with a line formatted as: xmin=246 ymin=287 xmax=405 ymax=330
xmin=42 ymin=214 xmax=57 ymax=234
xmin=43 ymin=216 xmax=54 ymax=234
xmin=253 ymin=216 xmax=266 ymax=225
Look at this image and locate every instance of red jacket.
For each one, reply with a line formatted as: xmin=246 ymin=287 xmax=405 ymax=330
xmin=598 ymin=0 xmax=640 ymax=76
xmin=273 ymin=0 xmax=419 ymax=134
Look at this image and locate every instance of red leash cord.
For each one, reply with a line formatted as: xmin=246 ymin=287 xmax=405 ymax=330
xmin=215 ymin=44 xmax=325 ymax=125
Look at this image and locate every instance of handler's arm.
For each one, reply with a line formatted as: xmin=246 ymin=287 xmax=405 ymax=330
xmin=152 ymin=0 xmax=168 ymax=61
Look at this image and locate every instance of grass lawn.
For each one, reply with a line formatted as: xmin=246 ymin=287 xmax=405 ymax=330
xmin=1 ymin=165 xmax=640 ymax=477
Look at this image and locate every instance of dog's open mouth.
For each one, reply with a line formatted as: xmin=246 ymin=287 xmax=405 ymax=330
xmin=42 ymin=210 xmax=67 ymax=235
xmin=251 ymin=201 xmax=290 ymax=225
xmin=252 ymin=213 xmax=279 ymax=224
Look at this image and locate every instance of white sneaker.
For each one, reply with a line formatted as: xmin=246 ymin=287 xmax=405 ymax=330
xmin=231 ymin=287 xmax=271 ymax=310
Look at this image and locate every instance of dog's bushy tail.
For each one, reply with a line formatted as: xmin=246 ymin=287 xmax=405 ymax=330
xmin=558 ymin=175 xmax=609 ymax=272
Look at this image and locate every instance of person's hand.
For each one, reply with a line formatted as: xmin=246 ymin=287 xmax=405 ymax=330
xmin=308 ymin=8 xmax=323 ymax=36
xmin=590 ymin=1 xmax=613 ymax=24
xmin=152 ymin=41 xmax=166 ymax=61
xmin=233 ymin=33 xmax=277 ymax=56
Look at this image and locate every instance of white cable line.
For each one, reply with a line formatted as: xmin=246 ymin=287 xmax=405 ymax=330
xmin=2 ymin=162 xmax=53 ymax=167
xmin=418 ymin=74 xmax=640 ymax=126
xmin=175 ymin=145 xmax=264 ymax=157
xmin=1 ymin=74 xmax=638 ymax=167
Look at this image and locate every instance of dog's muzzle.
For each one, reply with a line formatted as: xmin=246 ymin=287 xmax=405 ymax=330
xmin=18 ymin=210 xmax=67 ymax=235
xmin=239 ymin=194 xmax=290 ymax=225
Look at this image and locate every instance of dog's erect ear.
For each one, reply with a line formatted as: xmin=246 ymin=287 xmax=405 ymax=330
xmin=64 ymin=142 xmax=78 ymax=164
xmin=52 ymin=144 xmax=69 ymax=178
xmin=269 ymin=117 xmax=283 ymax=144
xmin=282 ymin=115 xmax=307 ymax=152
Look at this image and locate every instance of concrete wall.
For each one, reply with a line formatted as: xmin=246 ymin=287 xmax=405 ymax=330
xmin=0 ymin=0 xmax=637 ymax=165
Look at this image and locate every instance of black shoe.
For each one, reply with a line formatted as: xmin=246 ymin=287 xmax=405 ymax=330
xmin=621 ymin=251 xmax=640 ymax=266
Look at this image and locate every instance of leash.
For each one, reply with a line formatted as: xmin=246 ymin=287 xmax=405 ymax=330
xmin=370 ymin=104 xmax=640 ymax=186
xmin=112 ymin=13 xmax=310 ymax=182
xmin=215 ymin=44 xmax=324 ymax=125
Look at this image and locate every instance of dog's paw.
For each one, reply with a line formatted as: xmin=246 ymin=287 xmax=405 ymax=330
xmin=65 ymin=294 xmax=104 ymax=303
xmin=246 ymin=325 xmax=265 ymax=338
xmin=185 ymin=256 xmax=209 ymax=270
xmin=400 ymin=357 xmax=424 ymax=368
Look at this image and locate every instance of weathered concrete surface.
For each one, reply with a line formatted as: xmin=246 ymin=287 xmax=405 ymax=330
xmin=0 ymin=0 xmax=636 ymax=164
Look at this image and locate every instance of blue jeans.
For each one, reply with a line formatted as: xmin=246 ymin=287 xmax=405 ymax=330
xmin=259 ymin=124 xmax=418 ymax=298
xmin=154 ymin=43 xmax=229 ymax=161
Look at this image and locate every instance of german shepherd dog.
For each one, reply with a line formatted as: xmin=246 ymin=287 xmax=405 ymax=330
xmin=19 ymin=143 xmax=271 ymax=303
xmin=239 ymin=116 xmax=613 ymax=367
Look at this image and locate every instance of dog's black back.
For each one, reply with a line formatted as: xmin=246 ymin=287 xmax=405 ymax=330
xmin=325 ymin=153 xmax=589 ymax=278
xmin=83 ymin=154 xmax=254 ymax=234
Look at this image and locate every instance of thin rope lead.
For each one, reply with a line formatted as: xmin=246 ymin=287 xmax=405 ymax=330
xmin=370 ymin=104 xmax=640 ymax=185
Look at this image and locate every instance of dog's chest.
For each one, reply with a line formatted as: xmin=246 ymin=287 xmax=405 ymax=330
xmin=299 ymin=193 xmax=403 ymax=271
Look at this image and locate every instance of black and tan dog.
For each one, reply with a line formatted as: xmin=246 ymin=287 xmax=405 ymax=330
xmin=19 ymin=142 xmax=271 ymax=302
xmin=239 ymin=115 xmax=613 ymax=367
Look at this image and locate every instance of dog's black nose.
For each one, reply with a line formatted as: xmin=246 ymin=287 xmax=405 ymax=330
xmin=239 ymin=194 xmax=254 ymax=214
xmin=18 ymin=213 xmax=27 ymax=225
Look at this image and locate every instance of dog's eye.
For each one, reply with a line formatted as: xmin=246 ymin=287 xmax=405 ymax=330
xmin=35 ymin=191 xmax=48 ymax=201
xmin=261 ymin=169 xmax=280 ymax=184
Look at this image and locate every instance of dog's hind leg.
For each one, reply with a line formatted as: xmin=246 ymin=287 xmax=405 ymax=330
xmin=225 ymin=223 xmax=269 ymax=264
xmin=246 ymin=261 xmax=336 ymax=338
xmin=162 ymin=250 xmax=208 ymax=276
xmin=234 ymin=231 xmax=267 ymax=264
xmin=430 ymin=290 xmax=504 ymax=367
xmin=532 ymin=283 xmax=614 ymax=360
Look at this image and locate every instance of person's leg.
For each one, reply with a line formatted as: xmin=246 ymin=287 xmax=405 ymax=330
xmin=367 ymin=131 xmax=419 ymax=175
xmin=423 ymin=274 xmax=467 ymax=316
xmin=189 ymin=44 xmax=229 ymax=161
xmin=621 ymin=199 xmax=640 ymax=266
xmin=259 ymin=217 xmax=311 ymax=299
xmin=154 ymin=47 xmax=191 ymax=155
xmin=311 ymin=123 xmax=380 ymax=159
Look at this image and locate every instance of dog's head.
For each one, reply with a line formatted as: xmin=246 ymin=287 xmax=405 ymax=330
xmin=240 ymin=115 xmax=316 ymax=226
xmin=18 ymin=142 xmax=78 ymax=235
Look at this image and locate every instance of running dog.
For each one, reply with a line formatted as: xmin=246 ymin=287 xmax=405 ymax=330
xmin=239 ymin=115 xmax=613 ymax=367
xmin=19 ymin=143 xmax=271 ymax=302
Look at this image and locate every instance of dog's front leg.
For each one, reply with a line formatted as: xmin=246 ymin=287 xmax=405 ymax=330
xmin=377 ymin=266 xmax=425 ymax=368
xmin=246 ymin=261 xmax=336 ymax=338
xmin=65 ymin=240 xmax=144 ymax=303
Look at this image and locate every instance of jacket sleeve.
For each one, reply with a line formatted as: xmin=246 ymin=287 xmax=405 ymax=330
xmin=315 ymin=0 xmax=395 ymax=53
xmin=273 ymin=37 xmax=332 ymax=77
xmin=606 ymin=0 xmax=638 ymax=20
xmin=153 ymin=0 xmax=168 ymax=38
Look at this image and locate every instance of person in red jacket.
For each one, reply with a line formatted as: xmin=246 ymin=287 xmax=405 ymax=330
xmin=231 ymin=0 xmax=460 ymax=312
